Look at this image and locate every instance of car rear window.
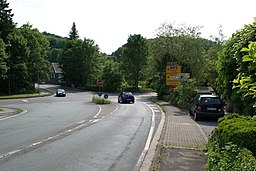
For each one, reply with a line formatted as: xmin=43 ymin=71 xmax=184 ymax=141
xmin=200 ymin=97 xmax=222 ymax=105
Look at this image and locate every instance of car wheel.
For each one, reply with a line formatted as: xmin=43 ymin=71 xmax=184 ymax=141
xmin=194 ymin=111 xmax=200 ymax=121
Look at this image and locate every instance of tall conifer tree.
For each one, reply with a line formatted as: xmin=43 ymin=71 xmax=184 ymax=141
xmin=0 ymin=0 xmax=15 ymax=41
xmin=69 ymin=22 xmax=79 ymax=39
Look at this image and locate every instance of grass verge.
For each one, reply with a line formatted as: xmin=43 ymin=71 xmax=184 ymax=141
xmin=92 ymin=95 xmax=111 ymax=104
xmin=0 ymin=93 xmax=53 ymax=99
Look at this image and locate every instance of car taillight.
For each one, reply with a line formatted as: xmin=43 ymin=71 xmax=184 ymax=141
xmin=196 ymin=105 xmax=202 ymax=111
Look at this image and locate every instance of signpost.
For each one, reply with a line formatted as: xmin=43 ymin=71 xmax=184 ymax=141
xmin=97 ymin=80 xmax=103 ymax=86
xmin=165 ymin=62 xmax=191 ymax=95
xmin=166 ymin=63 xmax=182 ymax=86
xmin=97 ymin=80 xmax=103 ymax=96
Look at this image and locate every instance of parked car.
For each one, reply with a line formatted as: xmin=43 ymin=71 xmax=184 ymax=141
xmin=118 ymin=92 xmax=135 ymax=103
xmin=56 ymin=89 xmax=66 ymax=97
xmin=189 ymin=94 xmax=225 ymax=121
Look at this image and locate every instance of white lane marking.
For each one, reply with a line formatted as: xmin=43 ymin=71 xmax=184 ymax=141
xmin=93 ymin=105 xmax=102 ymax=118
xmin=0 ymin=103 xmax=119 ymax=160
xmin=22 ymin=99 xmax=29 ymax=103
xmin=135 ymin=102 xmax=156 ymax=168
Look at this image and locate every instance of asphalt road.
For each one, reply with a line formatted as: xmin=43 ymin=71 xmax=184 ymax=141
xmin=0 ymin=85 xmax=160 ymax=171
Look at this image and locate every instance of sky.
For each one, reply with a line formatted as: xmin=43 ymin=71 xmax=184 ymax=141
xmin=9 ymin=0 xmax=256 ymax=54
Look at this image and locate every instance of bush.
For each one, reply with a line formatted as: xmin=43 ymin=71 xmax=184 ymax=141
xmin=207 ymin=138 xmax=256 ymax=171
xmin=206 ymin=113 xmax=256 ymax=170
xmin=218 ymin=113 xmax=256 ymax=156
xmin=169 ymin=79 xmax=197 ymax=110
xmin=92 ymin=95 xmax=111 ymax=104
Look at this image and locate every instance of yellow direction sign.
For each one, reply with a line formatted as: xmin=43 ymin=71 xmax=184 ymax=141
xmin=166 ymin=64 xmax=181 ymax=86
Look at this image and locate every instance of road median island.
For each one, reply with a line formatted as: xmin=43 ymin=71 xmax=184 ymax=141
xmin=0 ymin=107 xmax=25 ymax=120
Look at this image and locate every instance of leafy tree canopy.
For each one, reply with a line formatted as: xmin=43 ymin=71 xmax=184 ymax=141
xmin=121 ymin=34 xmax=149 ymax=89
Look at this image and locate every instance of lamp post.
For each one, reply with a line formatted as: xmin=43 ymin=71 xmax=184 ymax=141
xmin=8 ymin=40 xmax=11 ymax=94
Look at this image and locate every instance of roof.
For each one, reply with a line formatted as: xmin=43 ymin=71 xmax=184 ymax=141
xmin=52 ymin=63 xmax=62 ymax=74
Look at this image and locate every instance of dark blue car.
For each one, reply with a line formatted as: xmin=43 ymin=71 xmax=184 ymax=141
xmin=118 ymin=92 xmax=135 ymax=103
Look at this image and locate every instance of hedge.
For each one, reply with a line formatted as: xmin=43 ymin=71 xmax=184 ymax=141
xmin=207 ymin=113 xmax=256 ymax=170
xmin=218 ymin=113 xmax=256 ymax=156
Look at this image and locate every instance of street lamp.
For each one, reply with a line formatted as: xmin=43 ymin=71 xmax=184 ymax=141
xmin=8 ymin=40 xmax=11 ymax=94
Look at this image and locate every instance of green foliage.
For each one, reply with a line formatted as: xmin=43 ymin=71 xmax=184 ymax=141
xmin=0 ymin=24 xmax=50 ymax=94
xmin=58 ymin=38 xmax=102 ymax=87
xmin=43 ymin=32 xmax=67 ymax=62
xmin=207 ymin=140 xmax=256 ymax=171
xmin=216 ymin=19 xmax=256 ymax=115
xmin=0 ymin=0 xmax=15 ymax=42
xmin=207 ymin=115 xmax=256 ymax=171
xmin=69 ymin=22 xmax=79 ymax=40
xmin=150 ymin=23 xmax=221 ymax=101
xmin=151 ymin=23 xmax=208 ymax=83
xmin=233 ymin=42 xmax=256 ymax=108
xmin=0 ymin=38 xmax=7 ymax=79
xmin=169 ymin=79 xmax=198 ymax=110
xmin=121 ymin=34 xmax=149 ymax=89
xmin=217 ymin=113 xmax=256 ymax=156
xmin=92 ymin=95 xmax=111 ymax=104
xmin=102 ymin=60 xmax=123 ymax=92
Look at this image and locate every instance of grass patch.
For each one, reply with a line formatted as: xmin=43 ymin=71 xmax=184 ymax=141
xmin=0 ymin=108 xmax=3 ymax=112
xmin=149 ymin=97 xmax=166 ymax=113
xmin=92 ymin=95 xmax=111 ymax=104
xmin=0 ymin=93 xmax=52 ymax=99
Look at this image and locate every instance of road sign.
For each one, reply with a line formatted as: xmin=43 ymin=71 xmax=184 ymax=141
xmin=97 ymin=80 xmax=103 ymax=86
xmin=166 ymin=63 xmax=182 ymax=86
xmin=178 ymin=73 xmax=190 ymax=77
xmin=166 ymin=80 xmax=180 ymax=86
xmin=170 ymin=85 xmax=176 ymax=92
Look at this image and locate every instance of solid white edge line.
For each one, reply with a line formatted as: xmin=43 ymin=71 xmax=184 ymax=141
xmin=139 ymin=103 xmax=165 ymax=171
xmin=93 ymin=105 xmax=102 ymax=118
xmin=135 ymin=102 xmax=155 ymax=169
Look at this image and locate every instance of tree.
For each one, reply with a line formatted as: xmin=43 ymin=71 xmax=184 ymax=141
xmin=69 ymin=22 xmax=79 ymax=40
xmin=0 ymin=0 xmax=15 ymax=42
xmin=0 ymin=38 xmax=7 ymax=79
xmin=121 ymin=34 xmax=149 ymax=89
xmin=102 ymin=60 xmax=123 ymax=92
xmin=152 ymin=22 xmax=206 ymax=83
xmin=59 ymin=38 xmax=102 ymax=87
xmin=233 ymin=42 xmax=256 ymax=109
xmin=216 ymin=19 xmax=256 ymax=115
xmin=0 ymin=24 xmax=50 ymax=94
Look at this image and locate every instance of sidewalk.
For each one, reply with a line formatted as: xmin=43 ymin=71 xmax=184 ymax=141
xmin=152 ymin=99 xmax=208 ymax=171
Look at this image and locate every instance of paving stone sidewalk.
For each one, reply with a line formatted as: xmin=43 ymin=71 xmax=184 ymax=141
xmin=153 ymin=100 xmax=208 ymax=171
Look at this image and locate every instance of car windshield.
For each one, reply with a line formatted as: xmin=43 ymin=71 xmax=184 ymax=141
xmin=200 ymin=97 xmax=222 ymax=105
xmin=124 ymin=92 xmax=132 ymax=96
xmin=58 ymin=89 xmax=65 ymax=93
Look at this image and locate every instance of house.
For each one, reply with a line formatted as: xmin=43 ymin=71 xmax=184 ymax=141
xmin=50 ymin=63 xmax=63 ymax=84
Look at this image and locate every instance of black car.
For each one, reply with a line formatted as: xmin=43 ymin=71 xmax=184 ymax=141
xmin=118 ymin=92 xmax=135 ymax=103
xmin=189 ymin=94 xmax=225 ymax=121
xmin=56 ymin=89 xmax=66 ymax=97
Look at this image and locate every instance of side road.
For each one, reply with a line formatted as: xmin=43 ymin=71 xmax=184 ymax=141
xmin=151 ymin=98 xmax=208 ymax=171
